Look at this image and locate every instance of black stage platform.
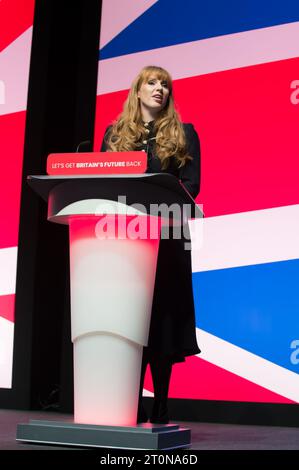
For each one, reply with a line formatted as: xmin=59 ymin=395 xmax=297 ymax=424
xmin=1 ymin=409 xmax=299 ymax=451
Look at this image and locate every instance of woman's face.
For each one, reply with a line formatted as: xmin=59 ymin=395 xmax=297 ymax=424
xmin=137 ymin=75 xmax=170 ymax=117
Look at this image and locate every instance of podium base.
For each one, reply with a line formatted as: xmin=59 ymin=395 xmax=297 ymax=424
xmin=16 ymin=420 xmax=191 ymax=450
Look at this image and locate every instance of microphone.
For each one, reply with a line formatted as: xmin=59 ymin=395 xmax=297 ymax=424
xmin=76 ymin=140 xmax=92 ymax=152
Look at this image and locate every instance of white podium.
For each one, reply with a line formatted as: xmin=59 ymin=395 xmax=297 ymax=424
xmin=68 ymin=211 xmax=160 ymax=426
xmin=17 ymin=173 xmax=202 ymax=449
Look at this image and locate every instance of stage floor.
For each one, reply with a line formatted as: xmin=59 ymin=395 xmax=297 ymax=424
xmin=1 ymin=409 xmax=299 ymax=450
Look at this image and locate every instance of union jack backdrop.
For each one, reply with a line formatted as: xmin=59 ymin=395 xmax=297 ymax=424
xmin=0 ymin=0 xmax=35 ymax=389
xmin=93 ymin=0 xmax=299 ymax=404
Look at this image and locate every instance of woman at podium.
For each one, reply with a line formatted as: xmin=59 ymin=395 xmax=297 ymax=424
xmin=101 ymin=65 xmax=201 ymax=424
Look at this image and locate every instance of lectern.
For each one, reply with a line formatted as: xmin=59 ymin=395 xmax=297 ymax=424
xmin=16 ymin=173 xmax=202 ymax=450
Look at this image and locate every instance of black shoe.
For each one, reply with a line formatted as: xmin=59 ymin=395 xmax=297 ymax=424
xmin=137 ymin=402 xmax=148 ymax=423
xmin=150 ymin=400 xmax=169 ymax=424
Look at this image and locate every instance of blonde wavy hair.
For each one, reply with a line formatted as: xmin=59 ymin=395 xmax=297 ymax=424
xmin=106 ymin=65 xmax=191 ymax=169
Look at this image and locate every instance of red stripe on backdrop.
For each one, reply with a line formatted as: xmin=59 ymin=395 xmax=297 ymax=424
xmin=0 ymin=111 xmax=26 ymax=249
xmin=0 ymin=294 xmax=15 ymax=323
xmin=0 ymin=0 xmax=35 ymax=52
xmin=144 ymin=356 xmax=294 ymax=403
xmin=174 ymin=57 xmax=299 ymax=217
xmin=94 ymin=57 xmax=299 ymax=217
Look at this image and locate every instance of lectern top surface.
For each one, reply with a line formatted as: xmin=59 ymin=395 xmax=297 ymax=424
xmin=27 ymin=173 xmax=203 ymax=219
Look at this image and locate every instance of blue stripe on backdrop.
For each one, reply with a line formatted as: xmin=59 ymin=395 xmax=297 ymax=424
xmin=193 ymin=258 xmax=299 ymax=374
xmin=100 ymin=0 xmax=299 ymax=60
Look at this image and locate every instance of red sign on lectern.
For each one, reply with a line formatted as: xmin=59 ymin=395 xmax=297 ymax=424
xmin=47 ymin=152 xmax=147 ymax=175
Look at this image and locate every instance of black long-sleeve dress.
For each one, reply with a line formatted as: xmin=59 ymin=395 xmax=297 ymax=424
xmin=101 ymin=121 xmax=201 ymax=363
